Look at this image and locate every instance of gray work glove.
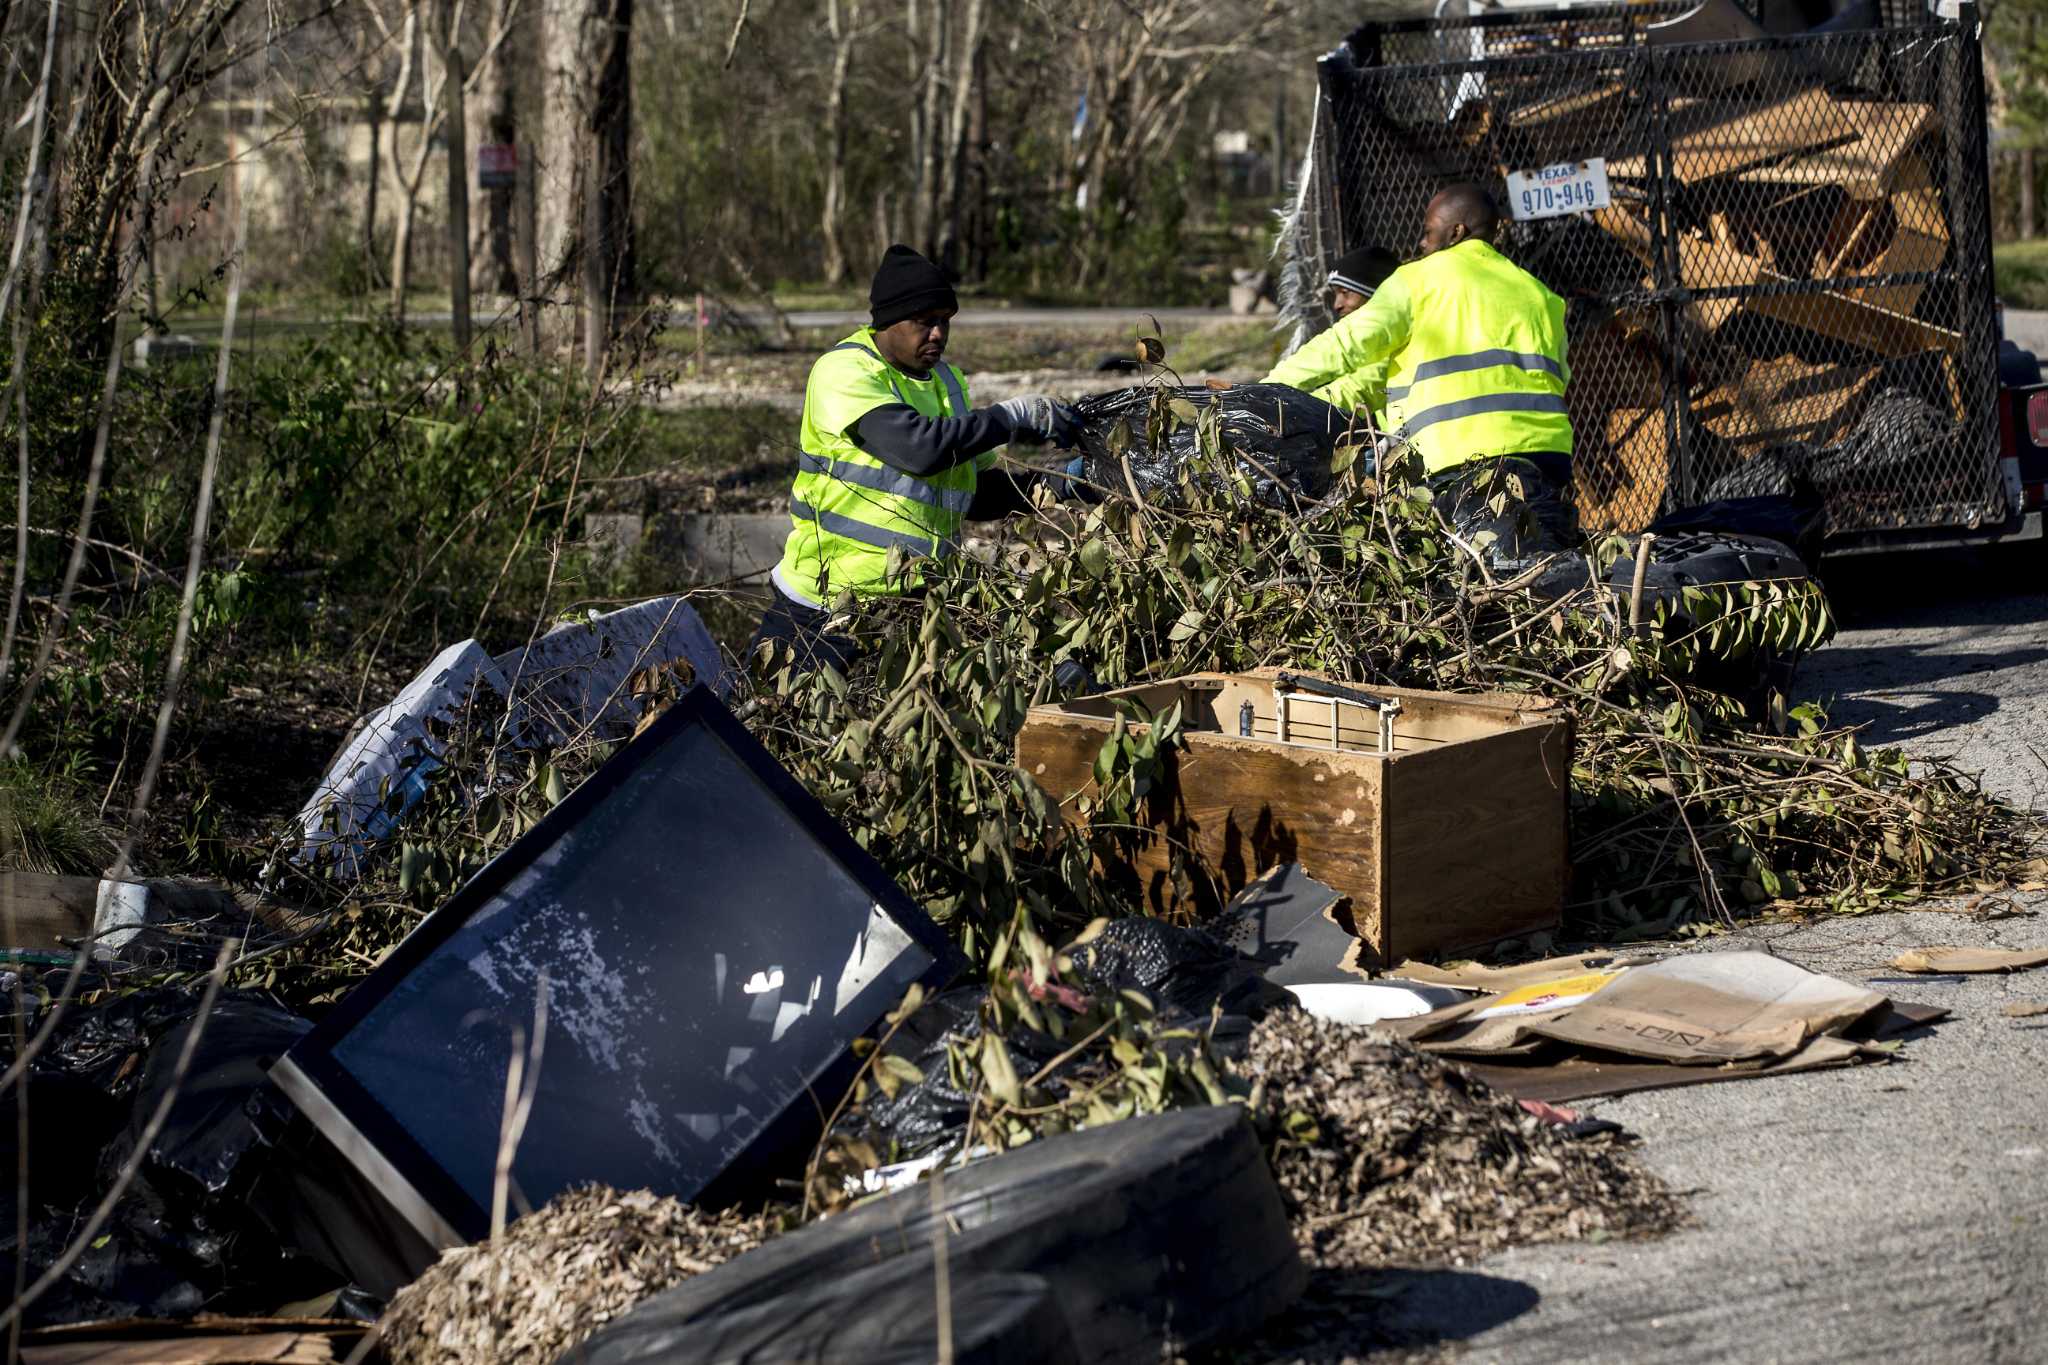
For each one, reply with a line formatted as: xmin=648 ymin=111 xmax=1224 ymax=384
xmin=995 ymin=395 xmax=1083 ymax=449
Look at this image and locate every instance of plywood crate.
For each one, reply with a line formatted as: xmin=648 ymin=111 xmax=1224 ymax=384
xmin=1017 ymin=670 xmax=1571 ymax=966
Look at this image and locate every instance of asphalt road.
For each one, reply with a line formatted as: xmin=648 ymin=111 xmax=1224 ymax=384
xmin=1348 ymin=545 xmax=2048 ymax=1364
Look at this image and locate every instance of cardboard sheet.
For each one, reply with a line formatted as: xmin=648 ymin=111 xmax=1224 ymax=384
xmin=1458 ymin=1002 xmax=1946 ymax=1104
xmin=1393 ymin=951 xmax=1888 ymax=1065
xmin=1890 ymin=945 xmax=2048 ymax=975
xmin=1390 ymin=952 xmax=1651 ymax=992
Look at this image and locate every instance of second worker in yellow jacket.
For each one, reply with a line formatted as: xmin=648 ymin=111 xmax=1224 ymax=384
xmin=1266 ymin=183 xmax=1572 ymax=491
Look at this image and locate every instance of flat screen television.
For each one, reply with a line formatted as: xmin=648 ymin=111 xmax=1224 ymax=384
xmin=272 ymin=685 xmax=962 ymax=1248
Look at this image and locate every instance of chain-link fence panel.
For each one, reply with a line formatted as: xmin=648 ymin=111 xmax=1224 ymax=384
xmin=1293 ymin=3 xmax=2001 ymax=537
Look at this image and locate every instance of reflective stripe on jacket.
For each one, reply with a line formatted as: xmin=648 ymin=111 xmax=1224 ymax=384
xmin=773 ymin=329 xmax=987 ymax=605
xmin=1266 ymin=240 xmax=1571 ymax=473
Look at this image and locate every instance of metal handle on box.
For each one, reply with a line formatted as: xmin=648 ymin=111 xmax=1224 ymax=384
xmin=1272 ymin=673 xmax=1401 ymax=754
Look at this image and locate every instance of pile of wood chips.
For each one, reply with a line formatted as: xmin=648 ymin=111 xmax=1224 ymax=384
xmin=379 ymin=1186 xmax=782 ymax=1365
xmin=1242 ymin=1011 xmax=1686 ymax=1269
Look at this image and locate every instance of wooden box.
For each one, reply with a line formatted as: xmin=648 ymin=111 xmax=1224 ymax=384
xmin=1017 ymin=671 xmax=1571 ymax=966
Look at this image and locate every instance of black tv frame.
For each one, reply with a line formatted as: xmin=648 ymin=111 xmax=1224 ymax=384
xmin=271 ymin=684 xmax=965 ymax=1249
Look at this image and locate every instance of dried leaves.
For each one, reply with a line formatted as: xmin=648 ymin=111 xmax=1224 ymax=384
xmin=379 ymin=1186 xmax=785 ymax=1365
xmin=1241 ymin=1011 xmax=1686 ymax=1269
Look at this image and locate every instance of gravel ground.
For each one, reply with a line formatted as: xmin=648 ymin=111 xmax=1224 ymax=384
xmin=1331 ymin=545 xmax=2048 ymax=1364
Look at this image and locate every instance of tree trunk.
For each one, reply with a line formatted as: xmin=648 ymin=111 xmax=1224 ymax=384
xmin=913 ymin=0 xmax=948 ymax=257
xmin=390 ymin=186 xmax=417 ymax=320
xmin=2026 ymin=147 xmax=2039 ymax=243
xmin=935 ymin=0 xmax=984 ymax=273
xmin=581 ymin=0 xmax=634 ymax=373
xmin=478 ymin=6 xmax=521 ymax=293
xmin=2025 ymin=16 xmax=2040 ymax=243
xmin=384 ymin=8 xmax=424 ymax=321
xmin=820 ymin=0 xmax=859 ymax=285
xmin=537 ymin=0 xmax=586 ymax=297
xmin=441 ymin=14 xmax=473 ymax=350
xmin=364 ymin=98 xmax=385 ymax=287
xmin=904 ymin=0 xmax=927 ymax=251
xmin=968 ymin=40 xmax=988 ymax=281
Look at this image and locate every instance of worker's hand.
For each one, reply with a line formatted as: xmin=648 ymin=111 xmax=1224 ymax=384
xmin=996 ymin=395 xmax=1083 ymax=449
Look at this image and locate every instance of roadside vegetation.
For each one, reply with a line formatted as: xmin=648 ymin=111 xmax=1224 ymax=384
xmin=1995 ymin=239 xmax=2048 ymax=311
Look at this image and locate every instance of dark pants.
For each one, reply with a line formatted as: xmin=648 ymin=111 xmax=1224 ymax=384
xmin=1428 ymin=452 xmax=1578 ymax=562
xmin=748 ymin=591 xmax=860 ymax=677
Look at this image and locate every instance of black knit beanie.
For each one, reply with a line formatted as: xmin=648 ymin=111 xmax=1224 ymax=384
xmin=1328 ymin=244 xmax=1401 ymax=299
xmin=870 ymin=244 xmax=957 ymax=330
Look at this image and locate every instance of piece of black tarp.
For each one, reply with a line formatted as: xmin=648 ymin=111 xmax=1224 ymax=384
xmin=1072 ymin=383 xmax=1352 ymax=510
xmin=1649 ymin=494 xmax=1825 ymax=557
xmin=0 ymin=988 xmax=353 ymax=1328
xmin=1209 ymin=864 xmax=1364 ymax=989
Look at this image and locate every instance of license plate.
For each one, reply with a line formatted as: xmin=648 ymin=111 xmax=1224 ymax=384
xmin=1505 ymin=159 xmax=1612 ymax=221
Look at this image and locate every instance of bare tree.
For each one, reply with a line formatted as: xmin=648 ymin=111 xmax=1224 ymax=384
xmin=368 ymin=0 xmax=513 ymax=323
xmin=473 ymin=3 xmax=525 ymax=294
xmin=431 ymin=0 xmax=473 ymax=347
xmin=535 ymin=0 xmax=632 ymax=364
xmin=1052 ymin=0 xmax=1285 ymax=279
xmin=819 ymin=0 xmax=864 ymax=285
xmin=535 ymin=0 xmax=584 ymax=293
xmin=580 ymin=0 xmax=633 ymax=371
xmin=934 ymin=0 xmax=985 ymax=271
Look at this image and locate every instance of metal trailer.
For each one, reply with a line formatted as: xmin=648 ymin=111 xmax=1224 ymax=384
xmin=1281 ymin=0 xmax=2048 ymax=553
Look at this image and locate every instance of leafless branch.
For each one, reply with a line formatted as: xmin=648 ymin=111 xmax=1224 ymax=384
xmin=723 ymin=0 xmax=751 ymax=66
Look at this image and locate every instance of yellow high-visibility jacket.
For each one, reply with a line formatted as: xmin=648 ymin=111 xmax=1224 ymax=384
xmin=772 ymin=328 xmax=992 ymax=606
xmin=1312 ymin=361 xmax=1388 ymax=428
xmin=1267 ymin=239 xmax=1572 ymax=472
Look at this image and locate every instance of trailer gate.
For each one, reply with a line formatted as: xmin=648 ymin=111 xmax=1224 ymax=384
xmin=1290 ymin=3 xmax=2003 ymax=536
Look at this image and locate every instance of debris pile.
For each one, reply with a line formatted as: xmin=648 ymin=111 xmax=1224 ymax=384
xmin=1240 ymin=1010 xmax=1687 ymax=1269
xmin=379 ymin=1187 xmax=782 ymax=1365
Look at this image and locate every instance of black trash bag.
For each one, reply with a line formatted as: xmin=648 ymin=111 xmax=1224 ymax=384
xmin=245 ymin=1111 xmax=443 ymax=1302
xmin=855 ymin=987 xmax=1021 ymax=1157
xmin=1062 ymin=918 xmax=1292 ymax=1034
xmin=1423 ymin=451 xmax=1581 ymax=580
xmin=101 ymin=995 xmax=312 ymax=1198
xmin=1072 ymin=384 xmax=1354 ymax=510
xmin=0 ymin=988 xmax=344 ymax=1328
xmin=850 ymin=922 xmax=1293 ymax=1160
xmin=1651 ymin=492 xmax=1825 ymax=560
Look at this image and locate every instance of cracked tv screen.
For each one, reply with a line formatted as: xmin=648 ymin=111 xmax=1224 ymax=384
xmin=326 ymin=717 xmax=936 ymax=1215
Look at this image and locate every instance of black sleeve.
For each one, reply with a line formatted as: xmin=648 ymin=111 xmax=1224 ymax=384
xmin=850 ymin=403 xmax=1013 ymax=477
xmin=967 ymin=466 xmax=1042 ymax=521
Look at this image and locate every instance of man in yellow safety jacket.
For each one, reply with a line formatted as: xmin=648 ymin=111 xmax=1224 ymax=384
xmin=1266 ymin=184 xmax=1572 ymax=491
xmin=751 ymin=244 xmax=1082 ymax=672
xmin=1302 ymin=243 xmax=1401 ymax=423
